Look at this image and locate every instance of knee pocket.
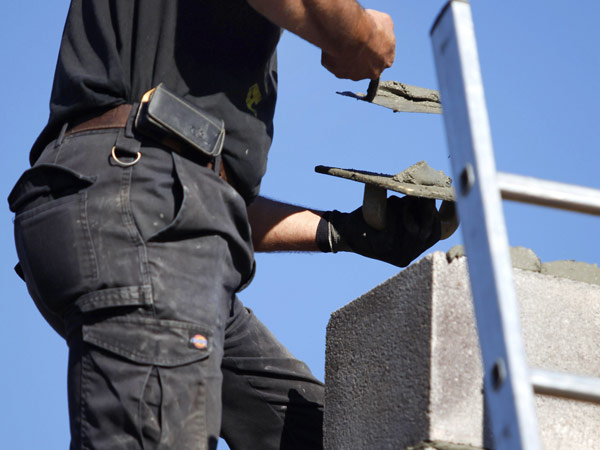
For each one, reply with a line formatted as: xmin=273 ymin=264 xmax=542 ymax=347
xmin=76 ymin=316 xmax=215 ymax=448
xmin=82 ymin=316 xmax=212 ymax=366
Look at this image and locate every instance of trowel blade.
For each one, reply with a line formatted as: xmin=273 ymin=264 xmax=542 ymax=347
xmin=337 ymin=80 xmax=442 ymax=114
xmin=315 ymin=165 xmax=455 ymax=202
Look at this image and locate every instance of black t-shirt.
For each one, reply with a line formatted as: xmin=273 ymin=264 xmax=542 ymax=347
xmin=33 ymin=0 xmax=281 ymax=203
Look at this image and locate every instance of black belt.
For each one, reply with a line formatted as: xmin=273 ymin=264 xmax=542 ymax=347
xmin=64 ymin=104 xmax=229 ymax=182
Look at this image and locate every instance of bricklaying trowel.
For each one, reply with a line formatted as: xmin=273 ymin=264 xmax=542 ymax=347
xmin=337 ymin=78 xmax=442 ymax=114
xmin=326 ymin=80 xmax=454 ymax=238
xmin=315 ymin=161 xmax=458 ymax=240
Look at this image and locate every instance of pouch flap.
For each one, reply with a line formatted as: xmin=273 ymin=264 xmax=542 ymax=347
xmin=83 ymin=317 xmax=212 ymax=367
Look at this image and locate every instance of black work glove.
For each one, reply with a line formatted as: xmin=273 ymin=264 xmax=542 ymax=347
xmin=316 ymin=196 xmax=441 ymax=267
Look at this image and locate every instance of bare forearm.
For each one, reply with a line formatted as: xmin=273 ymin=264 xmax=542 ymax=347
xmin=248 ymin=0 xmax=365 ymax=56
xmin=247 ymin=0 xmax=395 ymax=80
xmin=247 ymin=196 xmax=323 ymax=252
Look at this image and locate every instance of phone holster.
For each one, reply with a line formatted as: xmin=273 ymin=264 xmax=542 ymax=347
xmin=135 ymin=84 xmax=225 ymax=158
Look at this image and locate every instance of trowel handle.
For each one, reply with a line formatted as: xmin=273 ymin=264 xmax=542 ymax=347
xmin=362 ymin=184 xmax=387 ymax=230
xmin=364 ymin=78 xmax=380 ymax=102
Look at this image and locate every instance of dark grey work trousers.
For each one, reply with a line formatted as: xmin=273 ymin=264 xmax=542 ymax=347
xmin=9 ymin=127 xmax=323 ymax=449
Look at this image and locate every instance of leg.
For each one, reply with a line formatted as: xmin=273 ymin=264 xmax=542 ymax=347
xmin=67 ymin=323 xmax=222 ymax=450
xmin=220 ymin=298 xmax=324 ymax=450
xmin=11 ymin=129 xmax=255 ymax=449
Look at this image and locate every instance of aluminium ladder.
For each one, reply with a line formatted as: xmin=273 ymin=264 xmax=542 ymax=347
xmin=429 ymin=1 xmax=600 ymax=449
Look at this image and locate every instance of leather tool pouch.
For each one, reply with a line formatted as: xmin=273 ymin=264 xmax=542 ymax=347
xmin=135 ymin=83 xmax=225 ymax=157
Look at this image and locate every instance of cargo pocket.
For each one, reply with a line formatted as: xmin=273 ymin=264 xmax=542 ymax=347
xmin=8 ymin=164 xmax=97 ymax=316
xmin=82 ymin=316 xmax=212 ymax=366
xmin=77 ymin=316 xmax=214 ymax=448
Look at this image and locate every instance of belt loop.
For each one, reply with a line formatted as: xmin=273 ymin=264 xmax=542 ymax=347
xmin=213 ymin=153 xmax=222 ymax=176
xmin=111 ymin=129 xmax=142 ymax=167
xmin=55 ymin=122 xmax=68 ymax=148
xmin=125 ymin=102 xmax=139 ymax=138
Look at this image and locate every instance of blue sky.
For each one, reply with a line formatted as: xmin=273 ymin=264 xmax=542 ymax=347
xmin=2 ymin=1 xmax=599 ymax=448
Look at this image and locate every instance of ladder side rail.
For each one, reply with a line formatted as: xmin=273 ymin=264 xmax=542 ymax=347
xmin=430 ymin=2 xmax=541 ymax=449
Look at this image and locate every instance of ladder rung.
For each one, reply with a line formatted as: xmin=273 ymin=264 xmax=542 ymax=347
xmin=531 ymin=369 xmax=600 ymax=403
xmin=498 ymin=172 xmax=600 ymax=216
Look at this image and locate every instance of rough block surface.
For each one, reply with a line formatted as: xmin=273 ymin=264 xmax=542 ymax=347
xmin=324 ymin=252 xmax=600 ymax=450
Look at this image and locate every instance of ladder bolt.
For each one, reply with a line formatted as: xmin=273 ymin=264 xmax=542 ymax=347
xmin=492 ymin=358 xmax=507 ymax=391
xmin=459 ymin=163 xmax=475 ymax=196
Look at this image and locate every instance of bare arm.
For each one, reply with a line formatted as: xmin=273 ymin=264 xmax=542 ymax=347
xmin=247 ymin=0 xmax=395 ymax=80
xmin=247 ymin=196 xmax=323 ymax=252
xmin=247 ymin=195 xmax=449 ymax=268
xmin=243 ymin=2 xmax=400 ymax=255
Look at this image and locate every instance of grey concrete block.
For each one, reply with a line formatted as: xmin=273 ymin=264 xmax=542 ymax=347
xmin=324 ymin=252 xmax=600 ymax=450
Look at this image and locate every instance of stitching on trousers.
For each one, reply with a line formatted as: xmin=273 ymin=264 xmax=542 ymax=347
xmin=80 ymin=342 xmax=91 ymax=450
xmin=80 ymin=191 xmax=100 ymax=281
xmin=119 ymin=164 xmax=155 ymax=315
xmin=138 ymin=365 xmax=155 ymax=449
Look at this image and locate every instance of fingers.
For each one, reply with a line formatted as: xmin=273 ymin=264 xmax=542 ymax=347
xmin=415 ymin=198 xmax=437 ymax=241
xmin=399 ymin=197 xmax=420 ymax=234
xmin=364 ymin=9 xmax=396 ymax=72
xmin=332 ymin=195 xmax=442 ymax=267
xmin=322 ymin=52 xmax=385 ymax=81
xmin=439 ymin=201 xmax=459 ymax=240
xmin=389 ymin=196 xmax=439 ymax=241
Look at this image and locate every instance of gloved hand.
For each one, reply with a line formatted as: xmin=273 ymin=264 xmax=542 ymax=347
xmin=316 ymin=196 xmax=441 ymax=267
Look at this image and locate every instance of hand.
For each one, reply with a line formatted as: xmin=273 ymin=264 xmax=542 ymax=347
xmin=321 ymin=9 xmax=395 ymax=81
xmin=317 ymin=196 xmax=441 ymax=267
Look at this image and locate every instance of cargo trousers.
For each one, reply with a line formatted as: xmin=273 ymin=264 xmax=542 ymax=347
xmin=9 ymin=125 xmax=324 ymax=450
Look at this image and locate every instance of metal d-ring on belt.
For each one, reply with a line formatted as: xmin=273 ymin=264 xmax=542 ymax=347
xmin=110 ymin=144 xmax=141 ymax=167
xmin=63 ymin=103 xmax=229 ymax=182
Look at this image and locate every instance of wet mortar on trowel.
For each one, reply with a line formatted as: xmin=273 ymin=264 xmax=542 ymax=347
xmin=393 ymin=161 xmax=452 ymax=188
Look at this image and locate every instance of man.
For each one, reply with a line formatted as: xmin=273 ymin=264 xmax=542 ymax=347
xmin=8 ymin=0 xmax=442 ymax=448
